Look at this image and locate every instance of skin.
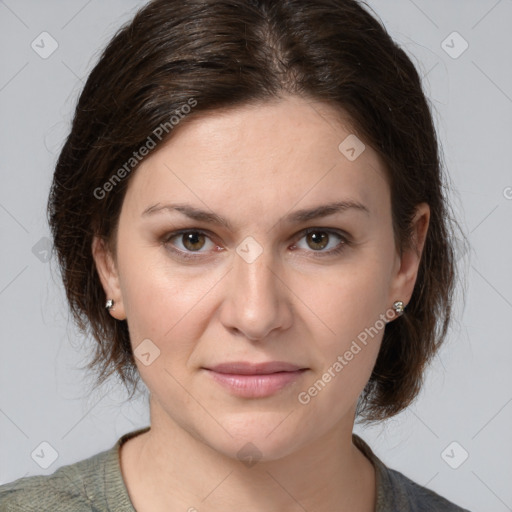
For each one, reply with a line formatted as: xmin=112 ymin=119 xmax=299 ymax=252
xmin=93 ymin=94 xmax=429 ymax=512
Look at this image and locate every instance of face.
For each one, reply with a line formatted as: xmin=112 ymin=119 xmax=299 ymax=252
xmin=93 ymin=94 xmax=429 ymax=461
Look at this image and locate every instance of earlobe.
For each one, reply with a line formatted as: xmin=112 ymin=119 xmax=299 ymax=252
xmin=91 ymin=236 xmax=126 ymax=320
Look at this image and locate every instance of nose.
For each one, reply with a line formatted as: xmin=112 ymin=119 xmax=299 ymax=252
xmin=219 ymin=245 xmax=293 ymax=341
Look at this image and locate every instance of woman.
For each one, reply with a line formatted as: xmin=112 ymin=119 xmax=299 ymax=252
xmin=0 ymin=0 xmax=471 ymax=510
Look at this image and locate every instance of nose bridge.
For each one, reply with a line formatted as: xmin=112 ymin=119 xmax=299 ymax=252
xmin=236 ymin=245 xmax=276 ymax=299
xmin=222 ymin=240 xmax=290 ymax=340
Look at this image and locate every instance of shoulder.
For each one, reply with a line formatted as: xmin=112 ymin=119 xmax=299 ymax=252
xmin=0 ymin=427 xmax=150 ymax=512
xmin=0 ymin=445 xmax=113 ymax=512
xmin=352 ymin=434 xmax=473 ymax=512
xmin=382 ymin=465 xmax=472 ymax=511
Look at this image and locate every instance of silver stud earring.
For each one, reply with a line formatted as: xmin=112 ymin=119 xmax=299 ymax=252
xmin=105 ymin=299 xmax=114 ymax=310
xmin=393 ymin=300 xmax=405 ymax=315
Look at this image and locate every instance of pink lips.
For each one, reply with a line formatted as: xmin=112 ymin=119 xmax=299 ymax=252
xmin=203 ymin=361 xmax=308 ymax=398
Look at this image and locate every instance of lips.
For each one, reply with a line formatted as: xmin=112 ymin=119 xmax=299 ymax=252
xmin=206 ymin=361 xmax=306 ymax=375
xmin=203 ymin=361 xmax=308 ymax=398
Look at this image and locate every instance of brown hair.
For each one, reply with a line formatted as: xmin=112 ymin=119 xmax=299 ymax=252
xmin=48 ymin=0 xmax=465 ymax=423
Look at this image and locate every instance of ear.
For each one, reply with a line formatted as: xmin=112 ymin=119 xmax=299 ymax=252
xmin=388 ymin=202 xmax=430 ymax=318
xmin=91 ymin=236 xmax=126 ymax=320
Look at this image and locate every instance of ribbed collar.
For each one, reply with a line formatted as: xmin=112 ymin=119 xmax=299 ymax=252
xmin=103 ymin=426 xmax=150 ymax=511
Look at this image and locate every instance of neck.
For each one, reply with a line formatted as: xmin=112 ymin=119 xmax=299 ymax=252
xmin=120 ymin=399 xmax=376 ymax=512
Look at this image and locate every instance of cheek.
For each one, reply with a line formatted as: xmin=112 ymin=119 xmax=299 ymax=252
xmin=117 ymin=241 xmax=223 ymax=351
xmin=298 ymin=253 xmax=391 ymax=340
xmin=118 ymin=262 xmax=217 ymax=394
xmin=295 ymin=283 xmax=386 ymax=426
xmin=292 ymin=254 xmax=390 ymax=400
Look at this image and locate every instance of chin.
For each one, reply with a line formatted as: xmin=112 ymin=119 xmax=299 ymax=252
xmin=198 ymin=412 xmax=308 ymax=463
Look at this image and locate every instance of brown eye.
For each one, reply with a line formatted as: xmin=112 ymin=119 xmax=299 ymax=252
xmin=181 ymin=232 xmax=206 ymax=252
xmin=305 ymin=231 xmax=329 ymax=251
xmin=163 ymin=230 xmax=217 ymax=260
xmin=292 ymin=228 xmax=350 ymax=257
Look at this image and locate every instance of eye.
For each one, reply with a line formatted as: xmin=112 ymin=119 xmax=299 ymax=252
xmin=163 ymin=230 xmax=218 ymax=259
xmin=291 ymin=228 xmax=350 ymax=257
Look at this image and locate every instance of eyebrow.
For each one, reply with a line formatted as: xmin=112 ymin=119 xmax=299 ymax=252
xmin=141 ymin=200 xmax=370 ymax=229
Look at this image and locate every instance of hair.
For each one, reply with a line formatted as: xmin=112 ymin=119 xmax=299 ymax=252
xmin=48 ymin=0 xmax=465 ymax=424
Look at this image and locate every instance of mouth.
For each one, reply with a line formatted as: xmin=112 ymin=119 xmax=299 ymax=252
xmin=202 ymin=361 xmax=309 ymax=398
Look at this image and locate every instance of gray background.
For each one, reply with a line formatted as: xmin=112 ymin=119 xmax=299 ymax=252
xmin=1 ymin=1 xmax=511 ymax=510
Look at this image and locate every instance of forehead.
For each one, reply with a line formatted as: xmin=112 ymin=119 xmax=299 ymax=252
xmin=123 ymin=95 xmax=390 ymax=225
xmin=158 ymin=96 xmax=366 ymax=166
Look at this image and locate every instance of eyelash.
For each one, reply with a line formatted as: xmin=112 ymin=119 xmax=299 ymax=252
xmin=161 ymin=228 xmax=351 ymax=261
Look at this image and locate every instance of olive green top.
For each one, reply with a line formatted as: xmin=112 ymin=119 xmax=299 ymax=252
xmin=0 ymin=427 xmax=471 ymax=511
